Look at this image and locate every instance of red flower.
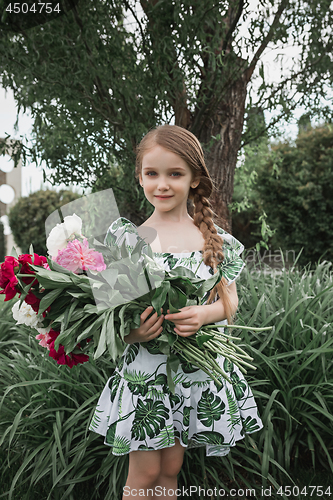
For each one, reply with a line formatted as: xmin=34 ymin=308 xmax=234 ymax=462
xmin=24 ymin=290 xmax=41 ymax=313
xmin=17 ymin=253 xmax=48 ymax=313
xmin=18 ymin=253 xmax=47 ymax=286
xmin=47 ymin=329 xmax=89 ymax=368
xmin=0 ymin=256 xmax=20 ymax=301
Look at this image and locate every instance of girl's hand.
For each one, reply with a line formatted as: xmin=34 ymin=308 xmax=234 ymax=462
xmin=164 ymin=306 xmax=207 ymax=337
xmin=124 ymin=306 xmax=164 ymax=344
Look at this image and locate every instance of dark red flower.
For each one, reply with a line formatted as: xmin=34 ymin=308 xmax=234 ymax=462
xmin=0 ymin=256 xmax=20 ymax=301
xmin=47 ymin=329 xmax=89 ymax=368
xmin=24 ymin=290 xmax=41 ymax=313
xmin=18 ymin=253 xmax=47 ymax=286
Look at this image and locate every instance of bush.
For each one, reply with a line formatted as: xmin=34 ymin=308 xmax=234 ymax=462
xmin=8 ymin=189 xmax=80 ymax=256
xmin=255 ymin=126 xmax=333 ymax=266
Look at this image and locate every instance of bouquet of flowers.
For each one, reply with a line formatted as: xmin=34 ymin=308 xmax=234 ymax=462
xmin=0 ymin=194 xmax=270 ymax=391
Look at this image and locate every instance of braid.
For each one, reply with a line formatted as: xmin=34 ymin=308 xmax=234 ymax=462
xmin=193 ymin=190 xmax=234 ymax=324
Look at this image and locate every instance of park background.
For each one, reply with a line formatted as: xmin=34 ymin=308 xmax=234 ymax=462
xmin=0 ymin=0 xmax=332 ymax=499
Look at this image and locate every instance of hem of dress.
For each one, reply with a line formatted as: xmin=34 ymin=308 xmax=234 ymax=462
xmin=88 ymin=425 xmax=263 ymax=457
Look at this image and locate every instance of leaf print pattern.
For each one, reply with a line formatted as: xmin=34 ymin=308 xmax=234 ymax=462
xmin=223 ymin=359 xmax=234 ymax=373
xmin=178 ymin=355 xmax=200 ymax=374
xmin=197 ymin=389 xmax=225 ymax=427
xmin=131 ymin=399 xmax=170 ymax=441
xmin=109 ymin=372 xmax=122 ymax=402
xmin=191 ymin=431 xmax=225 ymax=445
xmin=218 ymin=256 xmax=245 ymax=284
xmin=241 ymin=416 xmax=261 ymax=434
xmin=117 ymin=355 xmax=125 ymax=372
xmin=169 ymin=392 xmax=182 ymax=409
xmin=118 ymin=383 xmax=125 ymax=417
xmin=146 ymin=387 xmax=167 ymax=401
xmin=89 ymin=408 xmax=103 ymax=432
xmin=166 ymin=255 xmax=179 ymax=269
xmin=124 ymin=369 xmax=153 ymax=396
xmin=112 ymin=435 xmax=131 ymax=455
xmin=178 ymin=254 xmax=198 ymax=267
xmin=181 ymin=429 xmax=189 ymax=445
xmin=183 ymin=406 xmax=193 ymax=427
xmin=142 ymin=339 xmax=164 ymax=355
xmin=155 ymin=424 xmax=175 ymax=448
xmin=226 ymin=387 xmax=241 ymax=432
xmin=89 ymin=217 xmax=263 ymax=457
xmin=125 ymin=343 xmax=140 ymax=364
xmin=230 ymin=372 xmax=247 ymax=401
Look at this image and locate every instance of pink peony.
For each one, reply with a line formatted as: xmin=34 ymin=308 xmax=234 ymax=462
xmin=36 ymin=331 xmax=53 ymax=349
xmin=54 ymin=238 xmax=106 ymax=273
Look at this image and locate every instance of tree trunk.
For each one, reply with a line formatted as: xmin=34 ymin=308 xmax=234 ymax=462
xmin=194 ymin=75 xmax=248 ymax=233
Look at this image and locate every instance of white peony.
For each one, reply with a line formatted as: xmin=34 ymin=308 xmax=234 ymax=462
xmin=46 ymin=213 xmax=83 ymax=258
xmin=12 ymin=301 xmax=39 ymax=328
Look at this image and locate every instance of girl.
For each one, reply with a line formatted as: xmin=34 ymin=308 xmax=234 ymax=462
xmin=89 ymin=125 xmax=263 ymax=499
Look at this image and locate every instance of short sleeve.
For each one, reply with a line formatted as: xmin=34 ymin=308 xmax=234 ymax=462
xmin=104 ymin=217 xmax=140 ymax=253
xmin=214 ymin=224 xmax=245 ymax=285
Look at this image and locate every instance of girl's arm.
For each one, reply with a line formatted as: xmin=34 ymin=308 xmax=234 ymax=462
xmin=202 ymin=281 xmax=238 ymax=323
xmin=164 ymin=281 xmax=239 ymax=337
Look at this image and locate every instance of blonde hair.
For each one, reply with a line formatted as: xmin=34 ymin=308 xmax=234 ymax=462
xmin=136 ymin=124 xmax=234 ymax=323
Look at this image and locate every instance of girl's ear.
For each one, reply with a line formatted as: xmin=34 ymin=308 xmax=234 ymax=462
xmin=191 ymin=176 xmax=200 ymax=189
xmin=138 ymin=173 xmax=143 ymax=186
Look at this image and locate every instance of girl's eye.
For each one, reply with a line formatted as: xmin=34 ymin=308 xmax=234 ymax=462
xmin=145 ymin=172 xmax=181 ymax=177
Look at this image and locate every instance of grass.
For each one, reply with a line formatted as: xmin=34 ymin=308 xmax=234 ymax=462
xmin=0 ymin=254 xmax=332 ymax=499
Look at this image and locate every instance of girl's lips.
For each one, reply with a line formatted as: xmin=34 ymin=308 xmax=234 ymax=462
xmin=154 ymin=195 xmax=173 ymax=198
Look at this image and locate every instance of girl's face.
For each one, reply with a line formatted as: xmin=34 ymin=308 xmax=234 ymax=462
xmin=139 ymin=145 xmax=199 ymax=215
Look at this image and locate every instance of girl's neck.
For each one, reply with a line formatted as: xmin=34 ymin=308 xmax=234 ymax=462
xmin=145 ymin=210 xmax=193 ymax=226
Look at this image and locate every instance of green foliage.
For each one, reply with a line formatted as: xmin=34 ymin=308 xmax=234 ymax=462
xmin=255 ymin=126 xmax=333 ymax=266
xmin=238 ymin=256 xmax=333 ymax=477
xmin=231 ymin=139 xmax=274 ymax=251
xmin=0 ymin=0 xmax=332 ymax=191
xmin=7 ymin=189 xmax=80 ymax=256
xmin=0 ymin=218 xmax=5 ymax=262
xmin=1 ymin=258 xmax=333 ymax=499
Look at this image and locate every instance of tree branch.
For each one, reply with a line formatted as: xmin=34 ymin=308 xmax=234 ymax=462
xmin=70 ymin=2 xmax=126 ymax=126
xmin=221 ymin=0 xmax=244 ymax=54
xmin=244 ymin=0 xmax=289 ymax=82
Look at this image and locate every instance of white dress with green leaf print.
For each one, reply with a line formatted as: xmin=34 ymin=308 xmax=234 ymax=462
xmin=89 ymin=217 xmax=263 ymax=457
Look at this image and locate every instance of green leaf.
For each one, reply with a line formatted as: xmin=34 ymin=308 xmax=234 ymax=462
xmin=151 ymin=281 xmax=170 ymax=313
xmin=38 ymin=288 xmax=63 ymax=315
xmin=62 ymin=299 xmax=79 ymax=331
xmin=194 ymin=266 xmax=223 ymax=297
xmin=101 ymin=268 xmax=118 ymax=288
xmin=94 ymin=311 xmax=109 ymax=359
xmin=196 ymin=333 xmax=214 ymax=349
xmin=47 ymin=258 xmax=71 ymax=275
xmin=105 ymin=309 xmax=125 ymax=360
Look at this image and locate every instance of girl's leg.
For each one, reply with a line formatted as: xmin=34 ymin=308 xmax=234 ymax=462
xmin=122 ymin=449 xmax=162 ymax=500
xmin=152 ymin=438 xmax=185 ymax=500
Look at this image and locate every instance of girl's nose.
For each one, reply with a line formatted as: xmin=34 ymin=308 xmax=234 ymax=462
xmin=157 ymin=177 xmax=170 ymax=190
